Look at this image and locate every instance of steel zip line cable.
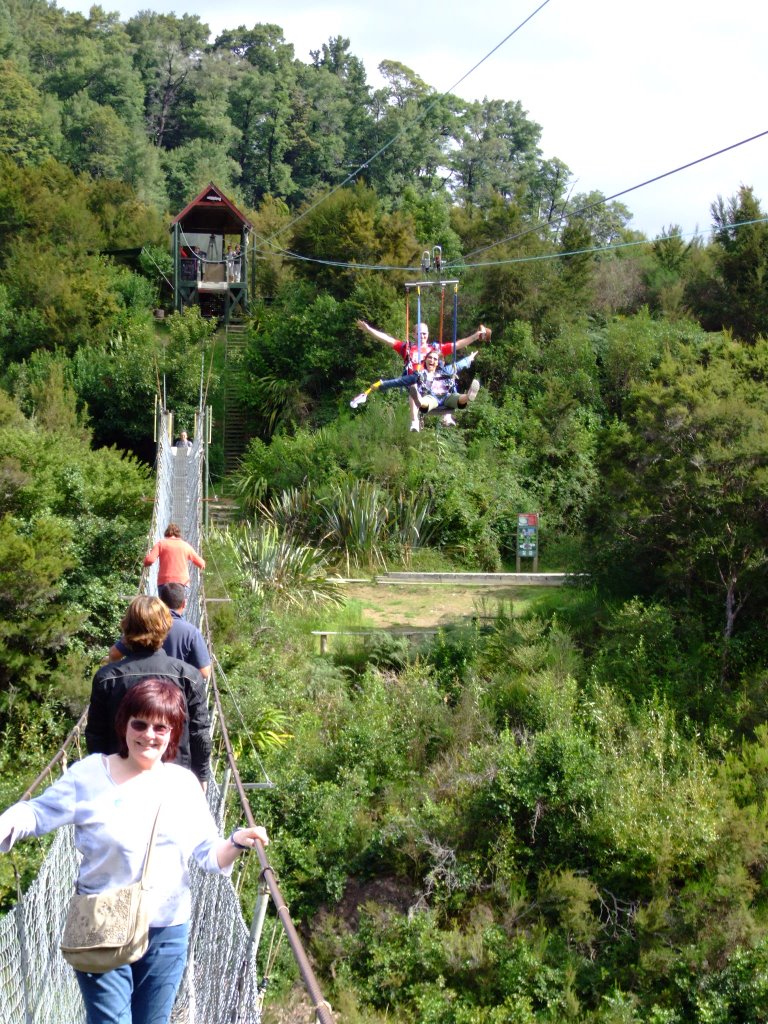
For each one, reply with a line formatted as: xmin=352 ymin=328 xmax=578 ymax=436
xmin=258 ymin=0 xmax=553 ymax=253
xmin=453 ymin=128 xmax=768 ymax=265
xmin=253 ymin=128 xmax=768 ymax=275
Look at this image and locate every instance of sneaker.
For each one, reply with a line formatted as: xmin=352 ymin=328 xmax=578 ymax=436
xmin=466 ymin=379 xmax=480 ymax=402
xmin=350 ymin=392 xmax=367 ymax=409
xmin=440 ymin=413 xmax=457 ymax=427
xmin=465 ymin=350 xmax=477 ymax=365
xmin=409 ymin=421 xmax=420 ymax=432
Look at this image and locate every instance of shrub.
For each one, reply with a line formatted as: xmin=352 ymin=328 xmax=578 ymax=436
xmin=221 ymin=522 xmax=343 ymax=608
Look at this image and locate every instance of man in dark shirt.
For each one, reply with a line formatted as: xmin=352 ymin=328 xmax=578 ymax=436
xmin=108 ymin=583 xmax=211 ymax=679
xmin=87 ymin=596 xmax=211 ymax=786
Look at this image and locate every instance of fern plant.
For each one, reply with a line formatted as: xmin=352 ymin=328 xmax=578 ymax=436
xmin=319 ymin=478 xmax=389 ymax=576
xmin=223 ymin=522 xmax=342 ymax=608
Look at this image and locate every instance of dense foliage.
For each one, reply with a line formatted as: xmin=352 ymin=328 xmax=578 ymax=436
xmin=0 ymin=383 xmax=150 ymax=830
xmin=2 ymin=2 xmax=768 ymax=1021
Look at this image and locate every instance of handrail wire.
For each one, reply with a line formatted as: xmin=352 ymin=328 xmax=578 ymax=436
xmin=4 ymin=397 xmax=334 ymax=1024
xmin=208 ymin=677 xmax=334 ymax=1024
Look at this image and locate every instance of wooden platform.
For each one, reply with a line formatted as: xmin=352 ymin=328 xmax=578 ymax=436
xmin=373 ymin=572 xmax=570 ymax=586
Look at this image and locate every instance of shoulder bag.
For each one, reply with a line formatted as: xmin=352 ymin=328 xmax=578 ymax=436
xmin=60 ymin=804 xmax=162 ymax=973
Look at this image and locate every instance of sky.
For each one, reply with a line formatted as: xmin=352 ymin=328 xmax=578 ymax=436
xmin=62 ymin=0 xmax=768 ymax=240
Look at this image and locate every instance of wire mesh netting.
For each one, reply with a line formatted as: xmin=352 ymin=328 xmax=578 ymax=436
xmin=0 ymin=412 xmax=263 ymax=1024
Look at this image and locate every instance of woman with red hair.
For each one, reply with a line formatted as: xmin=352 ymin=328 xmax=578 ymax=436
xmin=0 ymin=679 xmax=268 ymax=1024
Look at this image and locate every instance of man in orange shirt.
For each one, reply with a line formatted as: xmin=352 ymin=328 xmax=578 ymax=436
xmin=144 ymin=524 xmax=205 ymax=586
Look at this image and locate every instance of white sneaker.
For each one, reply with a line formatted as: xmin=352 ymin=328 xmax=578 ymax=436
xmin=466 ymin=379 xmax=480 ymax=402
xmin=409 ymin=421 xmax=420 ymax=432
xmin=465 ymin=350 xmax=477 ymax=365
xmin=440 ymin=413 xmax=457 ymax=426
xmin=350 ymin=392 xmax=367 ymax=409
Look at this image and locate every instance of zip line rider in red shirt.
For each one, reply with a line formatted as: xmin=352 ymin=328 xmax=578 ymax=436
xmin=354 ymin=319 xmax=491 ymax=428
xmin=356 ymin=319 xmax=488 ymax=373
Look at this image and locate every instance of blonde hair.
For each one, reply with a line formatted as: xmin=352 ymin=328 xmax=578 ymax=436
xmin=121 ymin=596 xmax=172 ymax=651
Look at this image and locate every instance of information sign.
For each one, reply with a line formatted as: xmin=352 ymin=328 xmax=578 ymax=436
xmin=516 ymin=513 xmax=539 ymax=570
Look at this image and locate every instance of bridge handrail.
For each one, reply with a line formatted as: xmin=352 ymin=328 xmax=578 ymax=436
xmin=4 ymin=403 xmax=334 ymax=1024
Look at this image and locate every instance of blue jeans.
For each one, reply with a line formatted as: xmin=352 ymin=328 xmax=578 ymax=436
xmin=76 ymin=923 xmax=189 ymax=1024
xmin=380 ymin=355 xmax=474 ymax=394
xmin=378 ymin=372 xmax=419 ymax=391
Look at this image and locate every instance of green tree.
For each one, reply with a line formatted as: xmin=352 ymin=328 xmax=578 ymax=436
xmin=215 ymin=24 xmax=298 ymax=203
xmin=228 ymin=63 xmax=295 ymax=203
xmin=126 ymin=11 xmax=209 ymax=148
xmin=60 ymin=92 xmax=132 ymax=180
xmin=366 ymin=62 xmax=457 ymax=200
xmin=161 ymin=138 xmax=241 ymax=212
xmin=450 ymin=97 xmax=543 ymax=210
xmin=308 ymin=36 xmax=373 ymax=172
xmin=587 ymin=334 xmax=768 ymax=672
xmin=0 ymin=513 xmax=81 ymax=712
xmin=290 ymin=182 xmax=418 ymax=296
xmin=706 ymin=186 xmax=768 ymax=342
xmin=0 ymin=59 xmax=52 ymax=164
xmin=644 ymin=225 xmax=701 ymax=318
xmin=564 ymin=192 xmax=635 ymax=248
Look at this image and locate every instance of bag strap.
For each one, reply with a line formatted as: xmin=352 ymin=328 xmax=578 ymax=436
xmin=139 ymin=804 xmax=163 ymax=891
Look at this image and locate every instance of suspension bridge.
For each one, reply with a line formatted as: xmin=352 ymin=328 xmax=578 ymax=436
xmin=0 ymin=407 xmax=332 ymax=1024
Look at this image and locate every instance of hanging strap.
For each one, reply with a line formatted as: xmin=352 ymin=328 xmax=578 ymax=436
xmin=450 ymin=283 xmax=459 ymax=389
xmin=416 ymin=286 xmax=422 ymax=365
xmin=139 ymin=805 xmax=163 ymax=892
xmin=405 ymin=289 xmax=410 ymax=360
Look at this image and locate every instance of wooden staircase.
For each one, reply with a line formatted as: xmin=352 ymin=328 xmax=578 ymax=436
xmin=222 ymin=323 xmax=250 ymax=476
xmin=208 ymin=496 xmax=240 ymax=529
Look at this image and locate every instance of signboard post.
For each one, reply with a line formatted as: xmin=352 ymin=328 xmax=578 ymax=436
xmin=516 ymin=514 xmax=539 ymax=572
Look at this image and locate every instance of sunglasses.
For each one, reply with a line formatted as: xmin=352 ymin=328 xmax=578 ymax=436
xmin=129 ymin=719 xmax=171 ymax=736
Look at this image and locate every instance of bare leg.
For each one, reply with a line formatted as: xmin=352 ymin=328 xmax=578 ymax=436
xmin=408 ymin=394 xmax=421 ymax=431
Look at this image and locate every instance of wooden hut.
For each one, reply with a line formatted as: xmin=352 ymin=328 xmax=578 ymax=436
xmin=170 ymin=182 xmax=253 ymax=323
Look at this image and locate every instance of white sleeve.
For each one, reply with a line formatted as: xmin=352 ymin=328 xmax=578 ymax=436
xmin=161 ymin=765 xmax=229 ymax=875
xmin=0 ymin=803 xmax=37 ymax=852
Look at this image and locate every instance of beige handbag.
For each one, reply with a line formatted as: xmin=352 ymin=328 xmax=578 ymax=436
xmin=60 ymin=806 xmax=161 ymax=974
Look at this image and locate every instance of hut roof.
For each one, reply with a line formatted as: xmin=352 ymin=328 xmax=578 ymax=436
xmin=170 ymin=182 xmax=253 ymax=235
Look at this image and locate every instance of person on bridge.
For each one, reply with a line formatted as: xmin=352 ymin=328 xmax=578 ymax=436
xmin=144 ymin=523 xmax=205 ymax=588
xmin=87 ymin=595 xmax=211 ymax=786
xmin=108 ymin=583 xmax=211 ymax=680
xmin=0 ymin=678 xmax=269 ymax=1024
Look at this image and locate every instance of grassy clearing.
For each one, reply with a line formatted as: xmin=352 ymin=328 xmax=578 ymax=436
xmin=332 ymin=583 xmax=560 ymax=630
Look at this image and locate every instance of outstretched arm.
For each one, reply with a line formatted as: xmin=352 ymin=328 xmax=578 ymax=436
xmin=454 ymin=324 xmax=492 ymax=353
xmin=356 ymin=319 xmax=399 ymax=350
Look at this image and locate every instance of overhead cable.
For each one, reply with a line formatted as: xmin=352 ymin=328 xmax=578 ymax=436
xmin=260 ymin=130 xmax=768 ymax=274
xmin=259 ymin=0 xmax=553 ymax=251
xmin=454 ymin=128 xmax=768 ymax=264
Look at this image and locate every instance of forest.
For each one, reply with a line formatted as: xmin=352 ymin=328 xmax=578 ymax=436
xmin=3 ymin=1 xmax=768 ymax=1021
